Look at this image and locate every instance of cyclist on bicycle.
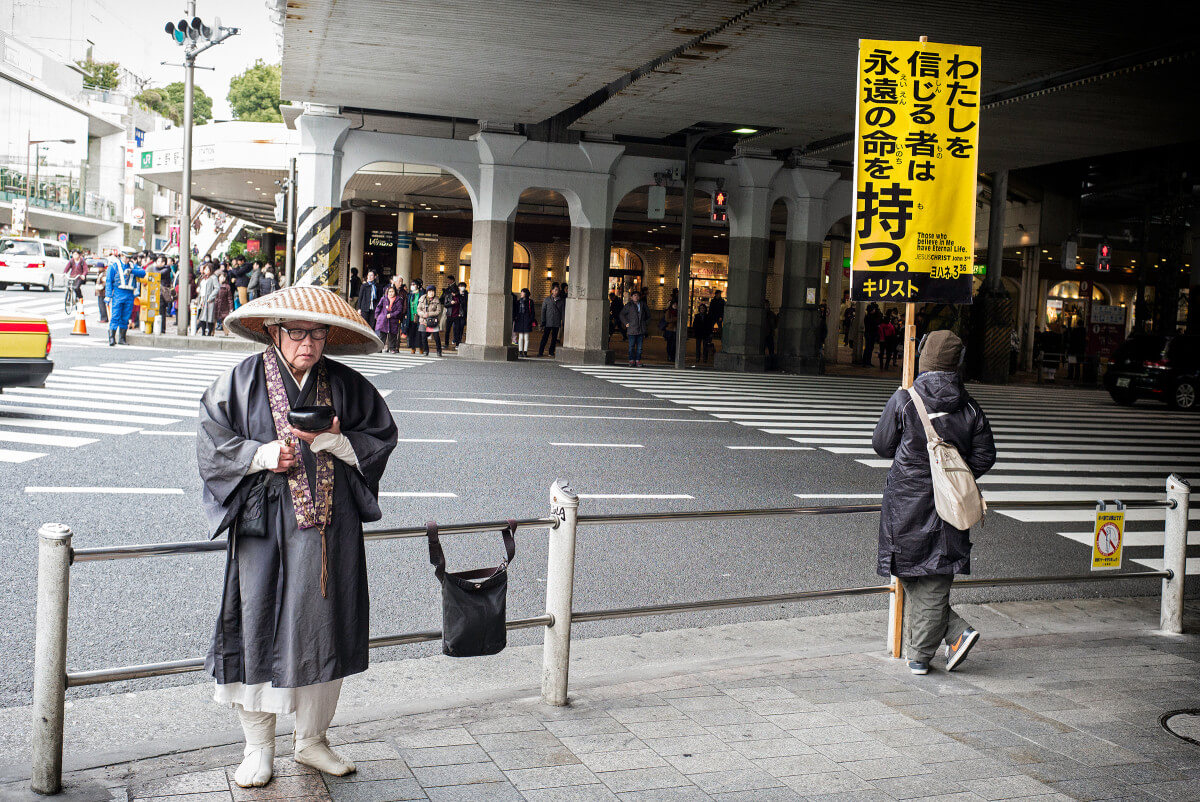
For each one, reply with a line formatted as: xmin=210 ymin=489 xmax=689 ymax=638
xmin=65 ymin=251 xmax=88 ymax=301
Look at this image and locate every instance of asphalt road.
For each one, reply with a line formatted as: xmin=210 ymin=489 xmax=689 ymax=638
xmin=0 ymin=288 xmax=1195 ymax=709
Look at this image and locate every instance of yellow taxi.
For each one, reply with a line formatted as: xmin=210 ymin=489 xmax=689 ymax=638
xmin=0 ymin=315 xmax=53 ymax=389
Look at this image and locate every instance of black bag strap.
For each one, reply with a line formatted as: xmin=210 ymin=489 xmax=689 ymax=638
xmin=427 ymin=520 xmax=445 ymax=580
xmin=426 ymin=519 xmax=517 ymax=582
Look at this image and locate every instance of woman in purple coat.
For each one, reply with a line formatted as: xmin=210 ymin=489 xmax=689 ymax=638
xmin=374 ymin=285 xmax=404 ymax=352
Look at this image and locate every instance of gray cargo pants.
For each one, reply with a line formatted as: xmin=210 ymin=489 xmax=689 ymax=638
xmin=900 ymin=575 xmax=969 ymax=663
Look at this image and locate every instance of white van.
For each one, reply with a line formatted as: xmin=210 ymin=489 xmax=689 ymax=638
xmin=0 ymin=237 xmax=70 ymax=292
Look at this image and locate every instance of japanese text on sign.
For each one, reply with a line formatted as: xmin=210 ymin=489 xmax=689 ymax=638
xmin=850 ymin=39 xmax=982 ymax=304
xmin=1091 ymin=510 xmax=1124 ymax=571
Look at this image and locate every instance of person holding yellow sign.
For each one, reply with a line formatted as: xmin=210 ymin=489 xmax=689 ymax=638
xmin=872 ymin=331 xmax=996 ymax=675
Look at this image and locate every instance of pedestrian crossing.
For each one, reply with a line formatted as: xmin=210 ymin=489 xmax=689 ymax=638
xmin=567 ymin=365 xmax=1200 ymax=575
xmin=0 ymin=350 xmax=434 ymax=464
xmin=0 ymin=289 xmax=119 ymax=348
xmin=0 ymin=292 xmax=73 ymax=329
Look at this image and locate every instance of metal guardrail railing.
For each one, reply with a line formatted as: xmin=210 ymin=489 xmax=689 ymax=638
xmin=29 ymin=475 xmax=1191 ymax=794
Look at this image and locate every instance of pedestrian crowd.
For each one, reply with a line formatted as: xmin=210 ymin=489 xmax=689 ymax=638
xmin=352 ymin=269 xmax=469 ymax=357
xmin=838 ymin=298 xmax=905 ymax=370
xmin=76 ymin=245 xmax=755 ymax=368
xmin=195 ymin=254 xmax=283 ymax=337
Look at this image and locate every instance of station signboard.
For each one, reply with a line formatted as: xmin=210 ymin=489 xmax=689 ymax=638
xmin=850 ymin=39 xmax=982 ymax=304
xmin=368 ymin=230 xmax=395 ymax=248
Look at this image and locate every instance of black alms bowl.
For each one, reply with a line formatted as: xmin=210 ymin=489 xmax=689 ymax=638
xmin=287 ymin=405 xmax=335 ymax=432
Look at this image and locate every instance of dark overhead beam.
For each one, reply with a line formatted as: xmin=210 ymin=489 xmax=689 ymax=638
xmin=800 ymin=40 xmax=1198 ymax=156
xmin=526 ymin=0 xmax=788 ymax=142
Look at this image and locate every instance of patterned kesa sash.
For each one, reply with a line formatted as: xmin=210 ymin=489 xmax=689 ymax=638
xmin=263 ymin=348 xmax=336 ymax=597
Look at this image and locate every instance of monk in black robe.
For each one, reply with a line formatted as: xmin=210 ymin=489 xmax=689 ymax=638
xmin=197 ymin=287 xmax=397 ymax=787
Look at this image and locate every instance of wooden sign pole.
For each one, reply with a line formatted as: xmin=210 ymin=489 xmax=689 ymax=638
xmin=900 ymin=34 xmax=928 ymax=393
xmin=889 ymin=34 xmax=928 ymax=661
xmin=901 ymin=302 xmax=917 ymax=389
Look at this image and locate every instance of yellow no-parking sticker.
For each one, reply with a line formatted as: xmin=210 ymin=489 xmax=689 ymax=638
xmin=1091 ymin=510 xmax=1124 ymax=571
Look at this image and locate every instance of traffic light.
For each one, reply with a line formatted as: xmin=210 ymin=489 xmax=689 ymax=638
xmin=711 ymin=189 xmax=728 ymax=223
xmin=1096 ymin=241 xmax=1112 ymax=271
xmin=165 ymin=16 xmax=217 ymax=45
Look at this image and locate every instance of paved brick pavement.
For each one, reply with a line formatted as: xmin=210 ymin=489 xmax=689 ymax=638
xmin=5 ymin=598 xmax=1196 ymax=802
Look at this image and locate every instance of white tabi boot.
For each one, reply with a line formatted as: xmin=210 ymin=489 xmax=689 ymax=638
xmin=293 ymin=734 xmax=355 ymax=776
xmin=292 ymin=679 xmax=354 ymax=775
xmin=233 ymin=706 xmax=276 ymax=787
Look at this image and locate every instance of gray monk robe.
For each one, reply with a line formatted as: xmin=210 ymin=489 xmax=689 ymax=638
xmin=198 ymin=351 xmax=397 ymax=695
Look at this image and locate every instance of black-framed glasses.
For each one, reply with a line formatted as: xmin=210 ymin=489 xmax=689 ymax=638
xmin=277 ymin=324 xmax=330 ymax=342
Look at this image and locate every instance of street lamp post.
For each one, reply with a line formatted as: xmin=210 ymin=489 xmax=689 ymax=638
xmin=23 ymin=136 xmax=76 ymax=236
xmin=164 ymin=4 xmax=238 ymax=335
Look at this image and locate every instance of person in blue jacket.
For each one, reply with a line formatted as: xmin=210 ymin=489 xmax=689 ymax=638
xmin=105 ymin=254 xmax=146 ymax=346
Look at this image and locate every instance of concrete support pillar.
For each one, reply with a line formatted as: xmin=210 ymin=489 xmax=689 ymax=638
xmin=777 ymin=236 xmax=824 ymax=373
xmin=396 ymin=210 xmax=414 ymax=282
xmin=560 ymin=226 xmax=613 ymax=364
xmin=976 ymin=170 xmax=1012 ymax=384
xmin=349 ymin=209 xmax=365 ymax=275
xmin=715 ymin=228 xmax=772 ymax=372
xmin=773 ymin=167 xmax=839 ymax=373
xmin=776 ymin=192 xmax=831 ymax=374
xmin=458 ymin=216 xmax=516 ymax=361
xmin=295 ymin=106 xmax=351 ymax=287
xmin=824 ymin=238 xmax=846 ymax=363
xmin=851 ymin=301 xmax=866 ymax=361
xmin=714 ymin=152 xmax=782 ymax=373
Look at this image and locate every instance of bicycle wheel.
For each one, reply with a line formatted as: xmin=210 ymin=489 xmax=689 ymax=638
xmin=64 ymin=285 xmax=74 ymax=315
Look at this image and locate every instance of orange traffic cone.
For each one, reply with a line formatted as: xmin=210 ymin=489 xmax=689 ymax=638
xmin=71 ymin=301 xmax=89 ymax=336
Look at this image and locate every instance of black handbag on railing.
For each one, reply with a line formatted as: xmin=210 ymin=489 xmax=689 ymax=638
xmin=426 ymin=520 xmax=516 ymax=657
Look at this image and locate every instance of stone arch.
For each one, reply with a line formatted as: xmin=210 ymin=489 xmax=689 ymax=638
xmin=338 ymin=130 xmax=482 ymax=212
xmin=339 ymin=158 xmax=474 ymax=287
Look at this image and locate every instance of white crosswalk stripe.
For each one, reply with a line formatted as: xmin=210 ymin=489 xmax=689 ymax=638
xmin=0 ymin=292 xmax=117 ymax=348
xmin=0 ymin=350 xmax=433 ymax=465
xmin=568 ymin=365 xmax=1200 ymax=573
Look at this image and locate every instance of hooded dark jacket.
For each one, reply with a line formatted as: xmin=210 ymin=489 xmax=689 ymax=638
xmin=871 ymin=371 xmax=996 ymax=578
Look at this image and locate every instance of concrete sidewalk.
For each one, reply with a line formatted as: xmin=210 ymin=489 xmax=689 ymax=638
xmin=2 ymin=596 xmax=1198 ymax=802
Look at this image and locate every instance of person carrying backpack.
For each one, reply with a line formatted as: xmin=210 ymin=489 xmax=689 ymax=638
xmin=871 ymin=330 xmax=996 ymax=676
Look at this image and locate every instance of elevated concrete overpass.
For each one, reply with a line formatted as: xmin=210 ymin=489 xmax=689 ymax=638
xmin=273 ymin=0 xmax=1198 ymax=370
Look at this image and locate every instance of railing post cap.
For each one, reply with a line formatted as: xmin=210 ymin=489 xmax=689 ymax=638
xmin=38 ymin=523 xmax=73 ymax=542
xmin=551 ymin=479 xmax=578 ymax=506
xmin=1167 ymin=474 xmax=1191 ymax=492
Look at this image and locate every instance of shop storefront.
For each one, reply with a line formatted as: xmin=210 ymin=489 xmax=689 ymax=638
xmin=688 ymin=254 xmax=728 ymax=320
xmin=1045 ymin=279 xmax=1111 ymax=330
xmin=607 ymin=247 xmax=643 ymax=297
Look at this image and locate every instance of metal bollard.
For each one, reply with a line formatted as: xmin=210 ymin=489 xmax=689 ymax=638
xmin=31 ymin=523 xmax=73 ymax=795
xmin=542 ymin=480 xmax=579 ymax=706
xmin=887 ymin=576 xmax=905 ymax=659
xmin=1160 ymin=474 xmax=1191 ymax=634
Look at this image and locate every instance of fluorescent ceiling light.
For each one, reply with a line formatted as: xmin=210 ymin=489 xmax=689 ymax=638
xmin=732 ymin=127 xmax=758 ymax=134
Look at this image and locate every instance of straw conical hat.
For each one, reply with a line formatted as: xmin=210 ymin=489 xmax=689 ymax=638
xmin=223 ymin=286 xmax=383 ymax=355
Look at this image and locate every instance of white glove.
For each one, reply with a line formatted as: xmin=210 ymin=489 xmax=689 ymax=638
xmin=310 ymin=432 xmax=360 ymax=469
xmin=249 ymin=441 xmax=281 ymax=473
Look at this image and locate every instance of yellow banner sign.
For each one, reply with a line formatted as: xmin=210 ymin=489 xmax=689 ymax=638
xmin=850 ymin=39 xmax=982 ymax=304
xmin=1091 ymin=510 xmax=1125 ymax=571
